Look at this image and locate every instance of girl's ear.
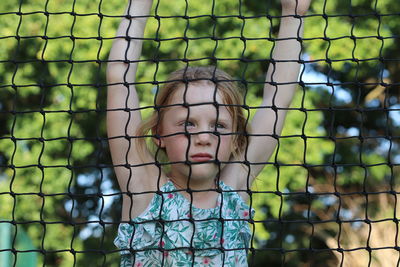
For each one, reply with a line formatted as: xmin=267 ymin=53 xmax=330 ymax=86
xmin=152 ymin=126 xmax=165 ymax=148
xmin=152 ymin=136 xmax=165 ymax=148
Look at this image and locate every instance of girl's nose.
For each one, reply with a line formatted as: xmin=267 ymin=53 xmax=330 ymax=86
xmin=193 ymin=131 xmax=212 ymax=146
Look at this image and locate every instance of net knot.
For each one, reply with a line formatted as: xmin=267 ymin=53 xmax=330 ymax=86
xmin=325 ymin=58 xmax=332 ymax=65
xmin=246 ymin=189 xmax=252 ymax=197
xmin=380 ymin=81 xmax=388 ymax=87
xmin=271 ymin=133 xmax=279 ymax=140
xmin=336 ymin=247 xmax=344 ymax=253
xmin=182 ymin=101 xmax=189 ymax=108
xmin=155 ymin=160 xmax=162 ymax=168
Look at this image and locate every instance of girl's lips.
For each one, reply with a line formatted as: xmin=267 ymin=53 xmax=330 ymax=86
xmin=190 ymin=153 xmax=213 ymax=162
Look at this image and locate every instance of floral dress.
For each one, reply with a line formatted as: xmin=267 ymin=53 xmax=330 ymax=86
xmin=114 ymin=180 xmax=254 ymax=267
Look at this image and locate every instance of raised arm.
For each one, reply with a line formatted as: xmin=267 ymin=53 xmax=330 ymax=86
xmin=107 ymin=0 xmax=155 ymax=191
xmin=229 ymin=0 xmax=311 ymax=189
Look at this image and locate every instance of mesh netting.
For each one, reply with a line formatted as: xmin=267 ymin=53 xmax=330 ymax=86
xmin=0 ymin=0 xmax=399 ymax=266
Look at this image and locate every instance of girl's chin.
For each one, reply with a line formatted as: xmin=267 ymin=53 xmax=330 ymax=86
xmin=188 ymin=164 xmax=221 ymax=175
xmin=171 ymin=165 xmax=221 ymax=182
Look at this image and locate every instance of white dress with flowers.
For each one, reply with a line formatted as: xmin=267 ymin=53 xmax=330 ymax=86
xmin=114 ymin=180 xmax=254 ymax=267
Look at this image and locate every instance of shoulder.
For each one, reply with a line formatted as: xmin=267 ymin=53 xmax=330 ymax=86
xmin=220 ymin=162 xmax=253 ymax=200
xmin=219 ymin=181 xmax=254 ymax=216
xmin=121 ymin=174 xmax=170 ymax=220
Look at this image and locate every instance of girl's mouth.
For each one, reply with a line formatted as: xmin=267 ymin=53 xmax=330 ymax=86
xmin=190 ymin=153 xmax=213 ymax=162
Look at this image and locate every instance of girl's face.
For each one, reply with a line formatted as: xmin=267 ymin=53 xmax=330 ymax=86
xmin=158 ymin=82 xmax=234 ymax=184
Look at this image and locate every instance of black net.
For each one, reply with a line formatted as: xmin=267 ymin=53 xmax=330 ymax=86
xmin=0 ymin=0 xmax=399 ymax=266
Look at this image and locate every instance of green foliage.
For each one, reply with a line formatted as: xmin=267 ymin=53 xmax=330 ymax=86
xmin=0 ymin=0 xmax=398 ymax=266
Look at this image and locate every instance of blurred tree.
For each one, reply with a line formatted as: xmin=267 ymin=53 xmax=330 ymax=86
xmin=0 ymin=0 xmax=123 ymax=266
xmin=244 ymin=0 xmax=400 ymax=265
xmin=0 ymin=0 xmax=398 ymax=266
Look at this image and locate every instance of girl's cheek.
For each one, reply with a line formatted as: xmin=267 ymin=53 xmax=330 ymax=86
xmin=176 ymin=134 xmax=189 ymax=146
xmin=218 ymin=136 xmax=233 ymax=154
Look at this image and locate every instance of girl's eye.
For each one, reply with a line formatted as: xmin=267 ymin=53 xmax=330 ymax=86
xmin=181 ymin=121 xmax=194 ymax=127
xmin=215 ymin=123 xmax=226 ymax=129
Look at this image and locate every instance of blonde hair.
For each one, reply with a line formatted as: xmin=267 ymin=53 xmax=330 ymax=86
xmin=136 ymin=66 xmax=248 ymax=165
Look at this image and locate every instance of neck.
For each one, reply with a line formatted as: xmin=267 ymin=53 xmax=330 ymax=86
xmin=167 ymin=175 xmax=220 ymax=209
xmin=167 ymin=174 xmax=218 ymax=192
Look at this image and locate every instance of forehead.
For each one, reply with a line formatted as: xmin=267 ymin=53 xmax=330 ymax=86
xmin=163 ymin=82 xmax=232 ymax=118
xmin=169 ymin=82 xmax=225 ymax=105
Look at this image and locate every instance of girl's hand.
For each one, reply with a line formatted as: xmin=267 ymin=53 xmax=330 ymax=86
xmin=281 ymin=0 xmax=311 ymax=16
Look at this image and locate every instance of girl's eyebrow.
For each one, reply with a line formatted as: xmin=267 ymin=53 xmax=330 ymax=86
xmin=213 ymin=118 xmax=232 ymax=126
xmin=168 ymin=103 xmax=232 ymax=116
xmin=164 ymin=105 xmax=186 ymax=113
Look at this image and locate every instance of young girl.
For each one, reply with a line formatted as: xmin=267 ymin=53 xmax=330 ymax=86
xmin=107 ymin=0 xmax=311 ymax=266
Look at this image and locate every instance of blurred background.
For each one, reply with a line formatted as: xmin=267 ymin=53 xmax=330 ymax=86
xmin=0 ymin=0 xmax=399 ymax=266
